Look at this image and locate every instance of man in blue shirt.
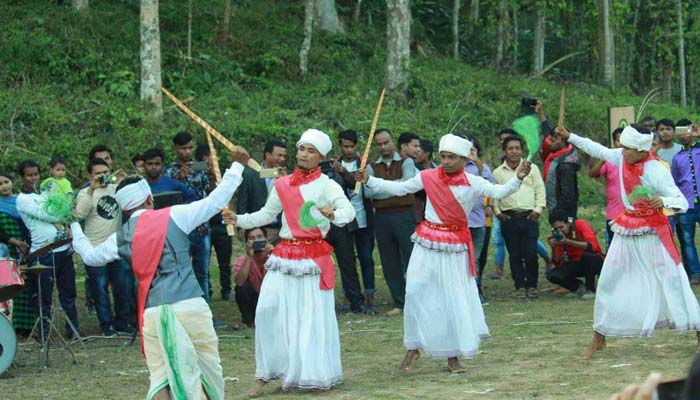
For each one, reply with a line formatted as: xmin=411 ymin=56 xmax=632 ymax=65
xmin=142 ymin=148 xmax=198 ymax=203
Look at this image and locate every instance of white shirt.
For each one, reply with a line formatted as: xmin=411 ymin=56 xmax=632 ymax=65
xmin=71 ymin=162 xmax=245 ymax=267
xmin=236 ymin=173 xmax=356 ymax=237
xmin=17 ymin=192 xmax=70 ymax=253
xmin=569 ymin=133 xmax=688 ymax=212
xmin=341 ymin=158 xmax=367 ymax=229
xmin=365 ymin=169 xmax=523 ymax=225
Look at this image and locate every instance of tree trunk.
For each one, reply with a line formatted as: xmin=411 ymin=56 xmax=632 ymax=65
xmin=353 ymin=0 xmax=363 ymax=25
xmin=495 ymin=0 xmax=506 ymax=69
xmin=385 ymin=0 xmax=411 ymax=97
xmin=187 ymin=0 xmax=192 ymax=59
xmin=223 ymin=0 xmax=231 ymax=37
xmin=467 ymin=0 xmax=479 ymax=35
xmin=452 ymin=0 xmax=460 ymax=59
xmin=597 ymin=0 xmax=613 ymax=85
xmin=72 ymin=0 xmax=88 ymax=11
xmin=531 ymin=4 xmax=545 ymax=75
xmin=315 ymin=0 xmax=345 ymax=34
xmin=511 ymin=3 xmax=519 ymax=71
xmin=140 ymin=0 xmax=163 ymax=117
xmin=677 ymin=0 xmax=687 ymax=107
xmin=299 ymin=0 xmax=315 ymax=76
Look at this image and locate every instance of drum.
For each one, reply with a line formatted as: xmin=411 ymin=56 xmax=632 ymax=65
xmin=0 ymin=313 xmax=16 ymax=374
xmin=0 ymin=258 xmax=24 ymax=302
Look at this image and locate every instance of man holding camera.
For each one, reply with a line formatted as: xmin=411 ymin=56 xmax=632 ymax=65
xmin=75 ymin=158 xmax=132 ymax=336
xmin=546 ymin=209 xmax=603 ymax=300
xmin=233 ymin=227 xmax=272 ymax=328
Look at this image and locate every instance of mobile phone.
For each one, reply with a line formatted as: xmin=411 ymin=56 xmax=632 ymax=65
xmin=191 ymin=161 xmax=209 ymax=172
xmin=520 ymin=97 xmax=538 ymax=116
xmin=252 ymin=239 xmax=267 ymax=253
xmin=99 ymin=173 xmax=117 ymax=185
xmin=654 ymin=376 xmax=685 ymax=400
xmin=259 ymin=168 xmax=280 ymax=179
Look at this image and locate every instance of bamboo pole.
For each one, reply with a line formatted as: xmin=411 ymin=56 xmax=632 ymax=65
xmin=354 ymin=88 xmax=386 ymax=194
xmin=557 ymin=88 xmax=565 ymax=128
xmin=205 ymin=130 xmax=236 ymax=236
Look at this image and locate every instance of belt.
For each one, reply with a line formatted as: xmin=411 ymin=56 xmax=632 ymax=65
xmin=502 ymin=210 xmax=533 ymax=218
xmin=279 ymin=238 xmax=325 ymax=246
xmin=424 ymin=221 xmax=468 ymax=231
xmin=624 ymin=208 xmax=661 ymax=218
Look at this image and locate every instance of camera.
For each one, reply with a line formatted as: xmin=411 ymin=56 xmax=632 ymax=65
xmin=551 ymin=228 xmax=565 ymax=241
xmin=252 ymin=239 xmax=267 ymax=253
xmin=520 ymin=97 xmax=538 ymax=116
xmin=99 ymin=173 xmax=117 ymax=186
xmin=319 ymin=160 xmax=335 ymax=178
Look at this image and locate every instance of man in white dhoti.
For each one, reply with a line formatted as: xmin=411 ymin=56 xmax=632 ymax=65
xmin=357 ymin=134 xmax=532 ymax=373
xmin=69 ymin=149 xmax=249 ymax=400
xmin=231 ymin=129 xmax=355 ymax=397
xmin=555 ymin=124 xmax=700 ymax=359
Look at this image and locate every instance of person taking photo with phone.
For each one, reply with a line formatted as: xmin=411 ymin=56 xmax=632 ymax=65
xmin=233 ymin=227 xmax=273 ymax=328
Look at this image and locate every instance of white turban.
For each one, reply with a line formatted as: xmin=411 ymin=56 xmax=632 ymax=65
xmin=296 ymin=129 xmax=332 ymax=157
xmin=115 ymin=179 xmax=152 ymax=211
xmin=438 ymin=133 xmax=473 ymax=158
xmin=619 ymin=125 xmax=653 ymax=152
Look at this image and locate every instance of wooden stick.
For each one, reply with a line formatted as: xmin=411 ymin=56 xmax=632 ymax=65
xmin=354 ymin=88 xmax=386 ymax=194
xmin=205 ymin=129 xmax=236 ymax=236
xmin=160 ymin=86 xmax=262 ymax=172
xmin=557 ymin=88 xmax=566 ymax=128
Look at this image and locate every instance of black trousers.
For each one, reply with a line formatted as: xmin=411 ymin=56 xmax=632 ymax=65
xmin=211 ymin=219 xmax=233 ymax=295
xmin=234 ymin=281 xmax=259 ymax=324
xmin=546 ymin=250 xmax=603 ymax=292
xmin=477 ymin=226 xmax=491 ymax=292
xmin=501 ymin=214 xmax=539 ymax=289
xmin=374 ymin=210 xmax=416 ymax=308
xmin=326 ymin=224 xmax=364 ymax=312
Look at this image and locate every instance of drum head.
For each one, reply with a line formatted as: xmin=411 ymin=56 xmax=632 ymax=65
xmin=0 ymin=313 xmax=16 ymax=375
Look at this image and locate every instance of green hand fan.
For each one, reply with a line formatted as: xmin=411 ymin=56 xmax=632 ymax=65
xmin=627 ymin=185 xmax=653 ymax=203
xmin=299 ymin=201 xmax=326 ymax=229
xmin=512 ymin=115 xmax=542 ymax=161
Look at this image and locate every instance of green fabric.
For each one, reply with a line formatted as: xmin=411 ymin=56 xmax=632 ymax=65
xmin=299 ymin=201 xmax=324 ymax=229
xmin=42 ymin=190 xmax=74 ymax=224
xmin=146 ymin=380 xmax=169 ymax=400
xmin=11 ymin=288 xmax=35 ymax=331
xmin=512 ymin=115 xmax=542 ymax=161
xmin=628 ymin=185 xmax=653 ymax=202
xmin=0 ymin=212 xmax=25 ymax=257
xmin=160 ymin=305 xmax=188 ymax=400
xmin=200 ymin=373 xmax=219 ymax=400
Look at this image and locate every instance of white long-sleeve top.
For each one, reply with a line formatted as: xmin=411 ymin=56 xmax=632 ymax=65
xmin=365 ymin=170 xmax=523 ymax=225
xmin=71 ymin=162 xmax=245 ymax=267
xmin=236 ymin=173 xmax=355 ymax=237
xmin=17 ymin=192 xmax=70 ymax=253
xmin=568 ymin=133 xmax=688 ymax=212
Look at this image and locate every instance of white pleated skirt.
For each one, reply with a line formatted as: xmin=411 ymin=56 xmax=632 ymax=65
xmin=403 ymin=244 xmax=490 ymax=359
xmin=594 ymin=232 xmax=700 ymax=337
xmin=254 ymin=266 xmax=342 ymax=390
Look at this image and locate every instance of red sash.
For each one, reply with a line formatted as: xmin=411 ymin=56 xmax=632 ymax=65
xmin=274 ymin=175 xmax=335 ymax=290
xmin=419 ymin=167 xmax=476 ymax=276
xmin=543 ymin=143 xmax=573 ymax=182
xmin=614 ymin=153 xmax=681 ymax=265
xmin=131 ymin=207 xmax=171 ymax=356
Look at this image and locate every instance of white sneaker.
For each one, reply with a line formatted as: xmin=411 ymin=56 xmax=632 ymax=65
xmin=581 ymin=291 xmax=595 ymax=300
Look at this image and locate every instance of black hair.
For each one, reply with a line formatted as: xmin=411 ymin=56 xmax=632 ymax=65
xmin=548 ymin=208 xmax=572 ymax=225
xmin=462 ymin=134 xmax=481 ymax=155
xmin=338 ymin=130 xmax=358 ymax=144
xmin=263 ymin=140 xmax=287 ymax=158
xmin=115 ymin=176 xmax=144 ymax=193
xmin=88 ymin=144 xmax=114 ymax=160
xmin=498 ymin=128 xmax=518 ymax=137
xmin=86 ymin=157 xmax=110 ymax=174
xmin=374 ymin=128 xmax=392 ymax=137
xmin=630 ymin=123 xmax=651 ymax=135
xmin=131 ymin=153 xmax=145 ymax=165
xmin=17 ymin=159 xmax=39 ymax=177
xmin=397 ymin=132 xmax=420 ymax=147
xmin=50 ymin=155 xmax=67 ymax=168
xmin=195 ymin=144 xmax=210 ymax=162
xmin=143 ymin=148 xmax=165 ymax=162
xmin=677 ymin=118 xmax=693 ymax=127
xmin=173 ymin=131 xmax=193 ymax=146
xmin=419 ymin=139 xmax=434 ymax=157
xmin=640 ymin=116 xmax=656 ymax=124
xmin=683 ymin=354 xmax=700 ymax=399
xmin=501 ymin=135 xmax=524 ymax=151
xmin=0 ymin=170 xmax=11 ymax=180
xmin=245 ymin=227 xmax=268 ymax=240
xmin=656 ymin=118 xmax=675 ymax=130
xmin=611 ymin=127 xmax=624 ymax=143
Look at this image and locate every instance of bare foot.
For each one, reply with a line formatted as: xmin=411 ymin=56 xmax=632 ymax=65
xmin=247 ymin=379 xmax=266 ymax=398
xmin=447 ymin=357 xmax=466 ymax=373
xmin=580 ymin=332 xmax=606 ymax=359
xmin=399 ymin=350 xmax=420 ymax=373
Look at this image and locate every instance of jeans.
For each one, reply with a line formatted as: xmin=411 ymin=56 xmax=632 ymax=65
xmin=545 ymin=250 xmax=603 ymax=292
xmin=27 ymin=250 xmax=79 ymax=336
xmin=326 ymin=224 xmax=364 ymax=312
xmin=470 ymin=227 xmax=486 ymax=291
xmin=374 ymin=210 xmax=416 ymax=308
xmin=86 ymin=259 xmax=132 ymax=333
xmin=478 ymin=226 xmax=491 ymax=278
xmin=491 ymin=218 xmax=506 ymax=266
xmin=678 ymin=208 xmax=700 ymax=277
xmin=234 ymin=281 xmax=259 ymax=325
xmin=353 ymin=227 xmax=375 ymax=295
xmin=189 ymin=228 xmax=212 ymax=303
xmin=210 ymin=220 xmax=233 ymax=296
xmin=501 ymin=215 xmax=539 ymax=289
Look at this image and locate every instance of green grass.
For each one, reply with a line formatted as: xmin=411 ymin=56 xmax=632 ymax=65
xmin=2 ymin=205 xmax=698 ymax=399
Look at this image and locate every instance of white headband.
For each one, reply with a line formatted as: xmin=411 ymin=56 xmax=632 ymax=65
xmin=296 ymin=129 xmax=332 ymax=157
xmin=619 ymin=126 xmax=652 ymax=152
xmin=115 ymin=179 xmax=152 ymax=211
xmin=438 ymin=133 xmax=473 ymax=158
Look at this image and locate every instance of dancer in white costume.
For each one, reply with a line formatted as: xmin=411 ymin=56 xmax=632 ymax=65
xmin=357 ymin=134 xmax=532 ymax=373
xmin=555 ymin=125 xmax=700 ymax=359
xmin=232 ymin=129 xmax=355 ymax=397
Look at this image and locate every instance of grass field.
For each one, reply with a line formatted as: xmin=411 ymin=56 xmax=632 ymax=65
xmin=2 ymin=205 xmax=698 ymax=399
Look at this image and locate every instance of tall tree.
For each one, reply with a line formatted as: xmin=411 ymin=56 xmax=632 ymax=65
xmin=531 ymin=2 xmax=546 ymax=75
xmin=598 ymin=0 xmax=614 ymax=85
xmin=72 ymin=0 xmax=88 ymax=11
xmin=385 ymin=0 xmax=411 ymax=96
xmin=223 ymin=0 xmax=231 ymax=37
xmin=187 ymin=0 xmax=193 ymax=59
xmin=300 ymin=0 xmax=315 ymax=76
xmin=353 ymin=0 xmax=363 ymax=24
xmin=677 ymin=0 xmax=687 ymax=107
xmin=140 ymin=0 xmax=163 ymax=117
xmin=316 ymin=0 xmax=345 ymax=34
xmin=495 ymin=0 xmax=508 ymax=69
xmin=452 ymin=0 xmax=460 ymax=60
